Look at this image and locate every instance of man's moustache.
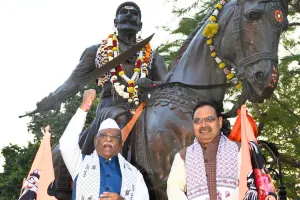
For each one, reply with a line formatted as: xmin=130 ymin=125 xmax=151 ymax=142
xmin=199 ymin=127 xmax=212 ymax=133
xmin=119 ymin=18 xmax=137 ymax=25
xmin=103 ymin=142 xmax=113 ymax=147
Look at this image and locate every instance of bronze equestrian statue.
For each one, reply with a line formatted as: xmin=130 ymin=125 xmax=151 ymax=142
xmin=28 ymin=0 xmax=288 ymax=199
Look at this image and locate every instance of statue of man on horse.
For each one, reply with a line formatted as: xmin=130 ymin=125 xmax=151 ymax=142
xmin=22 ymin=0 xmax=289 ymax=199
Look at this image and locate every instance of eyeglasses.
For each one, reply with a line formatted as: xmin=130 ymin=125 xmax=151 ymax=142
xmin=97 ymin=132 xmax=121 ymax=141
xmin=192 ymin=116 xmax=218 ymax=124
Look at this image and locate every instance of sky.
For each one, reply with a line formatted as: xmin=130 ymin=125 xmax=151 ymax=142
xmin=0 ymin=0 xmax=192 ymax=172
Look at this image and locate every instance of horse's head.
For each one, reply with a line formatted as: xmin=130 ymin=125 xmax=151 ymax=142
xmin=217 ymin=0 xmax=288 ymax=102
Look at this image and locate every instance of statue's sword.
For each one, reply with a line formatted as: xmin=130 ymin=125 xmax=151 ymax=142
xmin=19 ymin=34 xmax=155 ymax=118
xmin=84 ymin=33 xmax=154 ymax=84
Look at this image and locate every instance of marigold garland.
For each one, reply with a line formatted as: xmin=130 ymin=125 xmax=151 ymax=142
xmin=97 ymin=32 xmax=152 ymax=106
xmin=202 ymin=0 xmax=242 ymax=89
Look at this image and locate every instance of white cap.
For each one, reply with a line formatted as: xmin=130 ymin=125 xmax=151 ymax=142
xmin=98 ymin=118 xmax=120 ymax=132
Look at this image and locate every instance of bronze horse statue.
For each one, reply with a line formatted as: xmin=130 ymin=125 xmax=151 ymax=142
xmin=127 ymin=0 xmax=288 ymax=198
xmin=50 ymin=0 xmax=288 ymax=199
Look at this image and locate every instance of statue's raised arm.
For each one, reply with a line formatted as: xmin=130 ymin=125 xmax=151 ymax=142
xmin=36 ymin=45 xmax=98 ymax=112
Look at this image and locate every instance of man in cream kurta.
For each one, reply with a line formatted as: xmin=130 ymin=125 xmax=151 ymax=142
xmin=167 ymin=101 xmax=240 ymax=200
xmin=60 ymin=89 xmax=149 ymax=200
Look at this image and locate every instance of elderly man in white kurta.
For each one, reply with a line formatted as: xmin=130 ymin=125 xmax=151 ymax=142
xmin=60 ymin=89 xmax=149 ymax=200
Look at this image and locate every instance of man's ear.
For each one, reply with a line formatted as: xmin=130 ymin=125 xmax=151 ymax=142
xmin=94 ymin=137 xmax=97 ymax=147
xmin=114 ymin=18 xmax=117 ymax=28
xmin=138 ymin=22 xmax=143 ymax=32
xmin=218 ymin=116 xmax=223 ymax=128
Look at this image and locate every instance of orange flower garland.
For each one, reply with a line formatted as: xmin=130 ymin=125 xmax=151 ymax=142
xmin=100 ymin=32 xmax=152 ymax=105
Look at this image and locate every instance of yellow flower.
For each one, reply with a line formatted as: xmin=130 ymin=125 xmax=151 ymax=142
xmin=226 ymin=72 xmax=234 ymax=79
xmin=216 ymin=3 xmax=223 ymax=10
xmin=134 ymin=68 xmax=141 ymax=73
xmin=203 ymin=23 xmax=219 ymax=38
xmin=127 ymin=87 xmax=134 ymax=93
xmin=210 ymin=15 xmax=217 ymax=22
xmin=128 ymin=79 xmax=134 ymax=84
xmin=112 ymin=37 xmax=117 ymax=41
xmin=207 ymin=38 xmax=213 ymax=45
xmin=235 ymin=81 xmax=242 ymax=89
xmin=112 ymin=47 xmax=118 ymax=51
xmin=219 ymin=62 xmax=226 ymax=69
xmin=211 ymin=51 xmax=217 ymax=57
xmin=211 ymin=23 xmax=219 ymax=34
xmin=118 ymin=71 xmax=125 ymax=76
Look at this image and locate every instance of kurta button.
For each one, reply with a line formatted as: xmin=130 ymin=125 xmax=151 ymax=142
xmin=204 ymin=159 xmax=208 ymax=163
xmin=105 ymin=186 xmax=110 ymax=191
xmin=106 ymin=174 xmax=110 ymax=177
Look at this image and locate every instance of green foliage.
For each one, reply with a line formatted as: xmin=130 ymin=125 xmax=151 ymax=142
xmin=0 ymin=84 xmax=99 ymax=199
xmin=27 ymin=84 xmax=99 ymax=145
xmin=0 ymin=143 xmax=39 ymax=200
xmin=156 ymin=39 xmax=183 ymax=68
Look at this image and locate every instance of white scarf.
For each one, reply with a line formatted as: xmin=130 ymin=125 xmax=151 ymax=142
xmin=185 ymin=135 xmax=239 ymax=200
xmin=76 ymin=151 xmax=139 ymax=200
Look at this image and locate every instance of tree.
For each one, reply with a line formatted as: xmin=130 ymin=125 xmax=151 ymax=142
xmin=27 ymin=85 xmax=99 ymax=145
xmin=0 ymin=143 xmax=39 ymax=200
xmin=0 ymin=85 xmax=99 ymax=200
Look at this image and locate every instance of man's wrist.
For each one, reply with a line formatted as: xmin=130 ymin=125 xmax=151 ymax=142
xmin=80 ymin=103 xmax=91 ymax=112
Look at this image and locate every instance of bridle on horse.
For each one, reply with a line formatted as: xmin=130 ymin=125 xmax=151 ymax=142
xmin=214 ymin=0 xmax=280 ymax=80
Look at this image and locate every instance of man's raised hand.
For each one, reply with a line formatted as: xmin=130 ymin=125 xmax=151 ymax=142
xmin=80 ymin=89 xmax=96 ymax=112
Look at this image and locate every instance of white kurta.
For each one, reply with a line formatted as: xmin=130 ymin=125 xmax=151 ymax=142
xmin=167 ymin=153 xmax=188 ymax=200
xmin=59 ymin=108 xmax=149 ymax=200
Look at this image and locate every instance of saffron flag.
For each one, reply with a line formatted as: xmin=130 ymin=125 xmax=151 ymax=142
xmin=238 ymin=105 xmax=258 ymax=199
xmin=237 ymin=105 xmax=277 ymax=200
xmin=19 ymin=126 xmax=57 ymax=200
